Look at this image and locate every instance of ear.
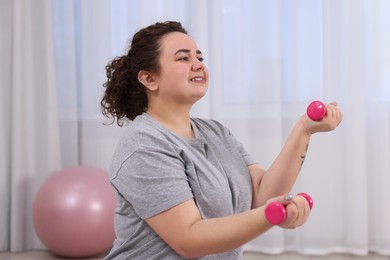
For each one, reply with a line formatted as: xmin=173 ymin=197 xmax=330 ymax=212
xmin=138 ymin=70 xmax=158 ymax=91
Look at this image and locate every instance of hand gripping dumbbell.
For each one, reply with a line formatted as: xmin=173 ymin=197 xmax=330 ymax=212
xmin=306 ymin=101 xmax=327 ymax=121
xmin=264 ymin=193 xmax=313 ymax=225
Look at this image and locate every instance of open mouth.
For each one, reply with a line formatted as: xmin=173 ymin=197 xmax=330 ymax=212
xmin=190 ymin=76 xmax=205 ymax=82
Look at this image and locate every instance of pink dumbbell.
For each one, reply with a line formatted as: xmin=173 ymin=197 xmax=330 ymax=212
xmin=264 ymin=193 xmax=314 ymax=225
xmin=307 ymin=101 xmax=327 ymax=121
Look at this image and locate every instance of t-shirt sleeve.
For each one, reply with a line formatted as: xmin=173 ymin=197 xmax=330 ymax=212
xmin=197 ymin=118 xmax=258 ymax=167
xmin=229 ymin=132 xmax=258 ymax=166
xmin=217 ymin=122 xmax=257 ymax=167
xmin=110 ymin=147 xmax=194 ymax=219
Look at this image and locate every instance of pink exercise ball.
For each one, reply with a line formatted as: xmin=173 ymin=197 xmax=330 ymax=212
xmin=33 ymin=166 xmax=116 ymax=258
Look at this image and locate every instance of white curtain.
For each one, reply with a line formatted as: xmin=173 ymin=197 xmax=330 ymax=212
xmin=0 ymin=0 xmax=61 ymax=251
xmin=1 ymin=0 xmax=389 ymax=256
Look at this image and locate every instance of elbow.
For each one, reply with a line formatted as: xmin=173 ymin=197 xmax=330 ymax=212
xmin=177 ymin=251 xmax=197 ymax=259
xmin=174 ymin=247 xmax=199 ymax=259
xmin=171 ymin=242 xmax=204 ymax=259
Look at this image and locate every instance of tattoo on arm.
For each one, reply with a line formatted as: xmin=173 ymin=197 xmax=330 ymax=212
xmin=300 ymin=143 xmax=309 ymax=167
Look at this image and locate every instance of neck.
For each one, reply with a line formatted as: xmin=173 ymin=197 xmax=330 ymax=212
xmin=147 ymin=106 xmax=195 ymax=138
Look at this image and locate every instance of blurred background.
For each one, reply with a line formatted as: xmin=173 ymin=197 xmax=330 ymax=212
xmin=1 ymin=0 xmax=389 ymax=257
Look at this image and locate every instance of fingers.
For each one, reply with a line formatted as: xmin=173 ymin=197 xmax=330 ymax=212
xmin=279 ymin=195 xmax=311 ymax=229
xmin=265 ymin=193 xmax=312 ymax=228
xmin=265 ymin=194 xmax=291 ymax=205
xmin=326 ymin=102 xmax=343 ymax=126
xmin=303 ymin=101 xmax=343 ymax=134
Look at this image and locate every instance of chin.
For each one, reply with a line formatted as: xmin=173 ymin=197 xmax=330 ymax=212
xmin=196 ymin=88 xmax=208 ymax=98
xmin=191 ymin=92 xmax=207 ymax=103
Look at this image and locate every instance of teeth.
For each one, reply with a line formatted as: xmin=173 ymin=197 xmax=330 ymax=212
xmin=191 ymin=77 xmax=203 ymax=82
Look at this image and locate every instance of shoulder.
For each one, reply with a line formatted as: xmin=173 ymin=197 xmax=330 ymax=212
xmin=115 ymin=115 xmax=179 ymax=157
xmin=109 ymin=115 xmax=179 ymax=174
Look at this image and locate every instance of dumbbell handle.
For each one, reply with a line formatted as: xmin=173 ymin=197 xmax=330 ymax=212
xmin=307 ymin=101 xmax=327 ymax=121
xmin=264 ymin=193 xmax=313 ymax=225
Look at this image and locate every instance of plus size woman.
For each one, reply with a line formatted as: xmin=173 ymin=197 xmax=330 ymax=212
xmin=101 ymin=21 xmax=343 ymax=259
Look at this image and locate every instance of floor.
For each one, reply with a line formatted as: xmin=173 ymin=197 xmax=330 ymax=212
xmin=0 ymin=251 xmax=388 ymax=260
xmin=244 ymin=252 xmax=389 ymax=259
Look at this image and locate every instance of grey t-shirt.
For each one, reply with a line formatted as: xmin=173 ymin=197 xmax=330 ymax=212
xmin=105 ymin=113 xmax=257 ymax=260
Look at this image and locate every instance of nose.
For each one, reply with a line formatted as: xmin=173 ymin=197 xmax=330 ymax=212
xmin=192 ymin=59 xmax=205 ymax=71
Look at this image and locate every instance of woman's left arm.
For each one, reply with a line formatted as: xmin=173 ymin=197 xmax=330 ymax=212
xmin=250 ymin=102 xmax=343 ymax=208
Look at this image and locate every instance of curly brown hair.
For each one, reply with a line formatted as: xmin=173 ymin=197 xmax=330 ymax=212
xmin=101 ymin=21 xmax=188 ymax=126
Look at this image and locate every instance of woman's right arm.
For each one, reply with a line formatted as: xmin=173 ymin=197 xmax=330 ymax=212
xmin=145 ymin=194 xmax=310 ymax=259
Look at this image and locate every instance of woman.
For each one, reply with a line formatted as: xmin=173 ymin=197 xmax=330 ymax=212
xmin=101 ymin=21 xmax=342 ymax=259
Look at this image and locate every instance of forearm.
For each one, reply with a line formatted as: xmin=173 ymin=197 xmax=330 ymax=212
xmin=252 ymin=103 xmax=343 ymax=207
xmin=255 ymin=118 xmax=310 ymax=206
xmin=147 ymin=195 xmax=311 ymax=259
xmin=180 ymin=206 xmax=271 ymax=258
xmin=147 ymin=199 xmax=272 ymax=259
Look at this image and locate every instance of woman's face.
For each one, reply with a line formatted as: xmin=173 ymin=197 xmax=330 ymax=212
xmin=154 ymin=32 xmax=209 ymax=106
